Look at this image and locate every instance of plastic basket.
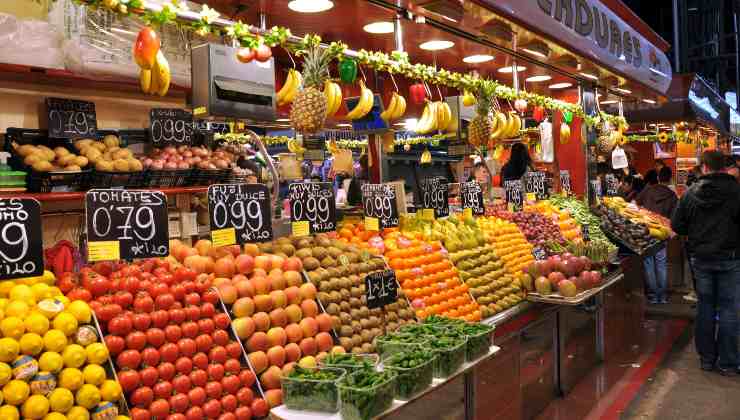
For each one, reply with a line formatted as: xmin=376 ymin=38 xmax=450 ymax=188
xmin=374 ymin=334 xmax=429 ymax=359
xmin=428 ymin=339 xmax=466 ymax=378
xmin=282 ymin=367 xmax=346 ymax=413
xmin=383 ymin=350 xmax=436 ymax=400
xmin=319 ymin=353 xmax=379 ymax=373
xmin=189 ymin=168 xmax=232 ymax=186
xmin=141 ymin=169 xmax=193 ymax=188
xmin=461 ymin=324 xmax=495 ymax=361
xmin=89 ymin=170 xmax=146 ymax=189
xmin=338 ymin=370 xmax=397 ymax=420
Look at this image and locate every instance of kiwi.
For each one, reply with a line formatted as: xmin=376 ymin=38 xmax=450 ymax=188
xmin=316 ymin=235 xmax=332 ymax=248
xmin=295 ymin=248 xmax=312 ymax=259
xmin=296 ymin=238 xmax=312 ymax=249
xmin=279 ymin=244 xmax=295 ymax=256
xmin=339 ymin=325 xmax=354 ymax=337
xmin=350 ymin=308 xmax=361 ymax=319
xmin=339 ymin=301 xmax=351 ymax=313
xmin=351 ymin=334 xmax=363 ymax=347
xmin=303 ymin=257 xmax=320 ymax=271
xmin=359 ymin=307 xmax=370 ymax=318
xmin=318 ymin=281 xmax=331 ymax=292
xmin=330 ymin=291 xmax=342 ymax=304
xmin=339 ymin=312 xmax=352 ymax=325
xmin=350 ymin=287 xmax=362 ymax=298
xmin=320 ymin=256 xmax=337 ymax=268
xmin=360 ymin=318 xmax=371 ymax=329
xmin=312 ymin=247 xmax=328 ymax=260
xmin=339 ymin=337 xmax=353 ymax=350
xmin=327 ymin=247 xmax=343 ymax=258
xmin=331 ymin=316 xmax=342 ymax=330
xmin=258 ymin=242 xmax=274 ymax=254
xmin=349 ymin=297 xmax=361 ymax=308
xmin=351 ymin=346 xmax=363 ymax=354
xmin=325 ymin=303 xmax=340 ymax=315
xmin=339 ymin=289 xmax=351 ymax=301
xmin=363 ymin=342 xmax=375 ymax=353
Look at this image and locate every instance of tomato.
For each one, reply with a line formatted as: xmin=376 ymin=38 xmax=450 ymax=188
xmin=239 ymin=370 xmax=256 ymax=388
xmin=132 ymin=313 xmax=151 ymax=331
xmin=97 ymin=304 xmax=123 ymax=322
xmin=220 ymin=394 xmax=238 ymax=413
xmin=104 ymin=335 xmax=125 ymax=356
xmin=89 ymin=300 xmax=102 ymax=314
xmin=213 ymin=313 xmax=230 ymax=330
xmin=168 ymin=414 xmax=187 ymax=420
xmin=171 ymin=372 xmax=191 ymax=393
xmin=160 ymin=342 xmax=180 ymax=363
xmin=58 ymin=272 xmax=78 ymax=294
xmin=149 ymin=283 xmax=169 ymax=299
xmin=202 ymin=289 xmax=220 ymax=305
xmin=190 ymin=369 xmax=208 ymax=387
xmin=192 ymin=352 xmax=209 ymax=370
xmin=130 ymin=386 xmax=154 ymax=407
xmin=169 ymin=308 xmax=186 ymax=325
xmin=134 ymin=295 xmax=155 ymax=314
xmin=174 ymin=267 xmax=197 ymax=283
xmin=158 ymin=362 xmax=176 ymax=382
xmin=113 ymin=291 xmax=134 ymax=309
xmin=182 ymin=322 xmax=199 ymax=339
xmin=149 ymin=398 xmax=170 ymax=420
xmin=171 ymin=284 xmax=186 ymax=302
xmin=117 ymin=349 xmax=141 ymax=370
xmin=138 ymin=259 xmax=155 ymax=273
xmin=176 ymin=338 xmax=196 ymax=357
xmin=195 ymin=334 xmax=213 ymax=353
xmin=198 ymin=319 xmax=215 ymax=335
xmin=118 ymin=370 xmax=140 ymax=392
xmin=141 ymin=347 xmax=160 ymax=367
xmin=108 ymin=315 xmax=133 ymax=337
xmin=212 ymin=330 xmax=230 ymax=347
xmin=224 ymin=358 xmax=241 ymax=376
xmin=156 ymin=293 xmax=175 ymax=310
xmin=187 ymin=386 xmax=207 ymax=406
xmin=139 ymin=280 xmax=153 ymax=293
xmin=234 ymin=406 xmax=252 ymax=420
xmin=131 ymin=407 xmax=151 ymax=420
xmin=209 ymin=346 xmax=228 ymax=364
xmin=126 ymin=331 xmax=148 ymax=351
xmin=153 ymin=266 xmax=169 ymax=277
xmin=67 ymin=288 xmax=92 ymax=302
xmin=184 ymin=293 xmax=200 ymax=307
xmin=225 ymin=342 xmax=242 ymax=359
xmin=175 ymin=357 xmax=193 ymax=375
xmin=185 ymin=406 xmax=204 ymax=420
xmin=151 ymin=310 xmax=169 ymax=328
xmin=153 ymin=381 xmax=173 ymax=400
xmin=170 ymin=393 xmax=190 ymax=413
xmin=139 ymin=366 xmax=159 ymax=387
xmin=221 ymin=375 xmax=241 ymax=395
xmin=147 ymin=328 xmax=166 ymax=348
xmin=219 ymin=413 xmax=237 ymax=420
xmin=200 ymin=303 xmax=216 ymax=319
xmin=184 ymin=306 xmax=201 ymax=322
xmin=194 ymin=275 xmax=212 ymax=293
xmin=205 ymin=381 xmax=223 ymax=399
xmin=251 ymin=399 xmax=269 ymax=417
xmin=155 ymin=258 xmax=171 ymax=270
xmin=165 ymin=325 xmax=182 ymax=343
xmin=97 ymin=295 xmax=114 ymax=306
xmin=160 ymin=273 xmax=175 ymax=286
xmin=183 ymin=281 xmax=196 ymax=295
xmin=89 ymin=276 xmax=113 ymax=297
xmin=236 ymin=388 xmax=254 ymax=406
xmin=207 ymin=364 xmax=225 ymax=382
xmin=254 ymin=44 xmax=272 ymax=62
xmin=202 ymin=399 xmax=222 ymax=419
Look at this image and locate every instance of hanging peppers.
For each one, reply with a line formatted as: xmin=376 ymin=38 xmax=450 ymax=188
xmin=409 ymin=83 xmax=427 ymax=104
xmin=339 ymin=59 xmax=358 ymax=83
xmin=562 ymin=111 xmax=573 ymax=124
xmin=532 ymin=106 xmax=545 ymax=122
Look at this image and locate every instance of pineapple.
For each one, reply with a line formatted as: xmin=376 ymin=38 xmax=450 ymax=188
xmin=467 ymin=83 xmax=494 ymax=147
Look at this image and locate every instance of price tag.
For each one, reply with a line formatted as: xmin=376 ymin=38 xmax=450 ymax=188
xmin=364 ymin=217 xmax=379 ymax=232
xmin=292 ymin=221 xmax=310 ymax=237
xmin=150 ymin=108 xmax=194 ymax=145
xmin=605 ymin=174 xmax=619 ymax=196
xmin=590 ymin=180 xmax=602 ymax=201
xmin=504 ymin=180 xmax=524 ymax=211
xmin=361 ymin=184 xmax=399 ymax=229
xmin=421 ymin=177 xmax=449 ymax=218
xmin=581 ymin=223 xmax=590 ymax=242
xmin=533 ymin=246 xmax=547 ymax=260
xmin=208 ymin=184 xmax=273 ymax=244
xmin=46 ymin=97 xmax=97 ymax=138
xmin=524 ymin=171 xmax=548 ymax=200
xmin=422 ymin=208 xmax=435 ymax=220
xmin=0 ymin=198 xmax=44 ymax=280
xmin=560 ymin=170 xmax=572 ymax=195
xmin=85 ymin=189 xmax=169 ymax=261
xmin=461 ymin=181 xmax=485 ymax=216
xmin=211 ymin=228 xmax=236 ymax=248
xmin=288 ymin=183 xmax=336 ymax=234
xmin=365 ymin=269 xmax=398 ymax=309
xmin=87 ymin=241 xmax=121 ymax=262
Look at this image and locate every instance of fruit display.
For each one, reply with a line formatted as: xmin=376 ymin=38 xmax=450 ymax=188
xmin=379 ymin=92 xmax=407 ymax=123
xmin=414 ymin=100 xmax=453 ymax=134
xmin=592 ymin=204 xmax=660 ymax=251
xmin=495 ymin=210 xmax=566 ymax=247
xmin=548 ymin=195 xmax=618 ymax=252
xmin=338 ymin=369 xmax=396 ymax=420
xmin=547 ymin=240 xmax=614 ymax=270
xmin=526 ymin=254 xmax=602 ymax=298
xmin=526 ymin=201 xmax=583 ymax=242
xmin=135 ymin=27 xmax=171 ymax=97
xmin=601 ymin=197 xmax=673 ymax=240
xmin=74 ymin=135 xmax=144 ymax=173
xmin=142 ymin=145 xmax=236 ymax=171
xmin=12 ymin=142 xmax=92 ymax=173
xmin=396 ymin=323 xmax=466 ymax=378
xmin=281 ymin=366 xmax=344 ymax=412
xmin=383 ymin=348 xmax=436 ymax=400
xmin=477 ymin=216 xmax=535 ymax=274
xmin=422 ymin=315 xmax=494 ymax=361
xmin=0 ymin=276 xmax=125 ymax=420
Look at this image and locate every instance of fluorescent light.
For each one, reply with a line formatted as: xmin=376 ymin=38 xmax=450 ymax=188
xmin=649 ymin=67 xmax=669 ymax=78
xmin=419 ymin=40 xmax=454 ymax=51
xmin=276 ymin=118 xmax=291 ymax=122
xmin=600 ymin=100 xmax=617 ymax=104
xmin=642 ymin=99 xmax=657 ymax=104
xmin=548 ymin=82 xmax=572 ymax=89
xmin=579 ymin=71 xmax=599 ymax=80
xmin=288 ymin=0 xmax=334 ymax=13
xmin=520 ymin=41 xmax=550 ymax=59
xmin=463 ymin=54 xmax=494 ymax=64
xmin=393 ymin=122 xmax=407 ymax=126
xmin=615 ymin=87 xmax=632 ymax=94
xmin=498 ymin=65 xmax=526 ymax=73
xmin=336 ymin=123 xmax=352 ymax=127
xmin=363 ymin=21 xmax=394 ymax=34
xmin=404 ymin=118 xmax=418 ymax=130
xmin=525 ymin=75 xmax=552 ymax=83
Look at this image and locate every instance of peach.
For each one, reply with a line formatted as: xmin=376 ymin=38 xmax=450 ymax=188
xmin=235 ymin=254 xmax=255 ymax=274
xmin=282 ymin=257 xmax=303 ymax=272
xmin=267 ymin=327 xmax=287 ymax=347
xmin=217 ymin=284 xmax=238 ymax=304
xmin=203 ymin=257 xmax=215 ymax=274
xmin=209 ymin=246 xmax=234 ymax=261
xmin=213 ymin=277 xmax=231 ymax=287
xmin=300 ymin=300 xmax=319 ymax=318
xmin=284 ymin=343 xmax=301 ymax=362
xmin=285 ymin=323 xmax=303 ymax=343
xmin=252 ymin=268 xmax=267 ymax=278
xmin=266 ymin=346 xmax=286 ymax=367
xmin=282 ymin=362 xmax=296 ymax=376
xmin=298 ymin=355 xmax=316 ymax=369
xmin=316 ymin=351 xmax=328 ymax=363
xmin=299 ymin=283 xmax=317 ymax=301
xmin=270 ymin=255 xmax=285 ymax=271
xmin=269 ymin=274 xmax=287 ymax=292
xmin=252 ymin=312 xmax=271 ymax=332
xmin=269 ymin=308 xmax=288 ymax=328
xmin=284 ymin=271 xmax=303 ymax=288
xmin=247 ymin=331 xmax=269 ymax=352
xmin=284 ymin=287 xmax=302 ymax=305
xmin=232 ymin=317 xmax=255 ymax=340
xmin=260 ymin=366 xmax=282 ymax=390
xmin=226 ymin=245 xmax=242 ymax=257
xmin=254 ymin=255 xmax=271 ymax=271
xmin=184 ymin=255 xmax=207 ymax=274
xmin=268 ymin=268 xmax=283 ymax=278
xmin=194 ymin=239 xmax=213 ymax=256
xmin=248 ymin=351 xmax=268 ymax=374
xmin=315 ymin=332 xmax=333 ymax=352
xmin=299 ymin=317 xmax=319 ymax=338
xmin=233 ymin=297 xmax=256 ymax=318
xmin=254 ymin=294 xmax=274 ymax=313
xmin=270 ymin=290 xmax=287 ymax=308
xmin=285 ymin=304 xmax=302 ymax=323
xmin=234 ymin=279 xmax=255 ymax=298
xmin=315 ymin=313 xmax=333 ymax=333
xmin=243 ymin=243 xmax=260 ymax=257
xmin=299 ymin=337 xmax=317 ymax=356
xmin=330 ymin=346 xmax=346 ymax=355
xmin=252 ymin=277 xmax=271 ymax=295
xmin=265 ymin=389 xmax=283 ymax=408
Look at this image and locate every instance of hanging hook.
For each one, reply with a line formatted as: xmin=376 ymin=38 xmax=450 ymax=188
xmin=389 ymin=72 xmax=399 ymax=92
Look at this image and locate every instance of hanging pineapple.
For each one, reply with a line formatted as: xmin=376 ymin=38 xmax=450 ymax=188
xmin=467 ymin=82 xmax=495 ymax=147
xmin=290 ymin=36 xmax=346 ymax=134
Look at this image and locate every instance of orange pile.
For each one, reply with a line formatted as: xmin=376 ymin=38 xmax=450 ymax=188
xmin=478 ymin=217 xmax=534 ymax=274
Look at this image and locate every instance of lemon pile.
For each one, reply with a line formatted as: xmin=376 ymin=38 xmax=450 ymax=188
xmin=0 ymin=281 xmax=126 ymax=420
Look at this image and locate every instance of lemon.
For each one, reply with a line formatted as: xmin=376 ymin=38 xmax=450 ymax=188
xmin=40 ymin=271 xmax=55 ymax=286
xmin=9 ymin=285 xmax=35 ymax=306
xmin=98 ymin=380 xmax=121 ymax=402
xmin=0 ymin=363 xmax=11 ymax=386
xmin=48 ymin=287 xmax=62 ymax=299
xmin=22 ymin=394 xmax=49 ymax=419
xmin=62 ymin=345 xmax=85 ymax=369
xmin=67 ymin=406 xmax=89 ymax=420
xmin=25 ymin=313 xmax=49 ymax=336
xmin=38 ymin=352 xmax=63 ymax=374
xmin=44 ymin=413 xmax=68 ymax=420
xmin=56 ymin=296 xmax=70 ymax=308
xmin=83 ymin=344 xmax=107 ymax=366
xmin=1 ymin=317 xmax=25 ymax=339
xmin=0 ymin=281 xmax=15 ymax=298
xmin=74 ymin=385 xmax=99 ymax=410
xmin=81 ymin=365 xmax=105 ymax=387
xmin=0 ymin=338 xmax=19 ymax=363
xmin=3 ymin=379 xmax=30 ymax=405
xmin=48 ymin=388 xmax=74 ymax=413
xmin=5 ymin=301 xmax=29 ymax=318
xmin=37 ymin=300 xmax=64 ymax=320
xmin=115 ymin=416 xmax=129 ymax=420
xmin=65 ymin=302 xmax=91 ymax=325
xmin=30 ymin=285 xmax=52 ymax=302
xmin=0 ymin=298 xmax=9 ymax=311
xmin=20 ymin=333 xmax=44 ymax=356
xmin=52 ymin=313 xmax=77 ymax=337
xmin=0 ymin=405 xmax=19 ymax=420
xmin=43 ymin=330 xmax=67 ymax=353
xmin=58 ymin=368 xmax=83 ymax=391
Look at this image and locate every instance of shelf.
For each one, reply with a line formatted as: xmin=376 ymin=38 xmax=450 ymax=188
xmin=0 ymin=186 xmax=208 ymax=202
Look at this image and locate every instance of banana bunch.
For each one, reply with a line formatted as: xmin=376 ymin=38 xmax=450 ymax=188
xmin=139 ymin=51 xmax=170 ymax=96
xmin=420 ymin=148 xmax=432 ymax=164
xmin=380 ymin=92 xmax=407 ymax=122
xmin=462 ymin=91 xmax=476 ymax=107
xmin=414 ymin=101 xmax=453 ymax=134
xmin=277 ymin=69 xmax=302 ymax=106
xmin=327 ymin=138 xmax=340 ymax=156
xmin=287 ymin=138 xmax=306 ymax=155
xmin=323 ymin=80 xmax=343 ymax=117
xmin=490 ymin=111 xmax=522 ymax=140
xmin=346 ymin=80 xmax=374 ymax=120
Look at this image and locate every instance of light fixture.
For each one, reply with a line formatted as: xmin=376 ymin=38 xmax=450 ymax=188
xmin=600 ymin=100 xmax=617 ymax=105
xmin=419 ymin=40 xmax=454 ymax=51
xmin=642 ymin=99 xmax=657 ymax=104
xmin=579 ymin=71 xmax=599 ymax=80
xmin=525 ymin=75 xmax=552 ymax=83
xmin=520 ymin=40 xmax=550 ymax=59
xmin=498 ymin=65 xmax=526 ymax=73
xmin=548 ymin=82 xmax=572 ymax=89
xmin=336 ymin=123 xmax=352 ymax=127
xmin=463 ymin=54 xmax=494 ymax=64
xmin=363 ymin=21 xmax=394 ymax=34
xmin=276 ymin=118 xmax=291 ymax=122
xmin=288 ymin=0 xmax=334 ymax=13
xmin=404 ymin=118 xmax=418 ymax=130
xmin=615 ymin=87 xmax=632 ymax=94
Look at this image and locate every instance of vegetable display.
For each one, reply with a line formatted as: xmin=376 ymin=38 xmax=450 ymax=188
xmin=457 ymin=323 xmax=495 ymax=361
xmin=425 ymin=333 xmax=466 ymax=378
xmin=374 ymin=332 xmax=429 ymax=359
xmin=282 ymin=366 xmax=345 ymax=412
xmin=338 ymin=369 xmax=397 ymax=420
xmin=547 ymin=196 xmax=617 ymax=252
xmin=383 ymin=348 xmax=436 ymax=399
xmin=320 ymin=353 xmax=378 ymax=373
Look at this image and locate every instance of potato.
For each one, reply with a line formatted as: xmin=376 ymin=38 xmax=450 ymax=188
xmin=74 ymin=156 xmax=89 ymax=167
xmin=113 ymin=159 xmax=130 ymax=172
xmin=64 ymin=165 xmax=81 ymax=172
xmin=95 ymin=160 xmax=114 ymax=172
xmin=102 ymin=152 xmax=113 ymax=162
xmin=37 ymin=146 xmax=55 ymax=161
xmin=32 ymin=161 xmax=53 ymax=172
xmin=112 ymin=149 xmax=131 ymax=160
xmin=24 ymin=154 xmax=42 ymax=166
xmin=16 ymin=145 xmax=38 ymax=157
xmin=107 ymin=146 xmax=120 ymax=154
xmin=91 ymin=142 xmax=106 ymax=152
xmin=74 ymin=139 xmax=94 ymax=150
xmin=128 ymin=159 xmax=143 ymax=171
xmin=84 ymin=148 xmax=101 ymax=161
xmin=103 ymin=134 xmax=119 ymax=148
xmin=54 ymin=147 xmax=70 ymax=158
xmin=57 ymin=155 xmax=77 ymax=166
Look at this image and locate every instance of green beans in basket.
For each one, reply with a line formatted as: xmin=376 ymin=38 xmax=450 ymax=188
xmin=319 ymin=353 xmax=379 ymax=373
xmin=374 ymin=332 xmax=429 ymax=359
xmin=458 ymin=323 xmax=495 ymax=361
xmin=383 ymin=348 xmax=437 ymax=400
xmin=281 ymin=366 xmax=346 ymax=412
xmin=338 ymin=369 xmax=397 ymax=420
xmin=426 ymin=330 xmax=467 ymax=378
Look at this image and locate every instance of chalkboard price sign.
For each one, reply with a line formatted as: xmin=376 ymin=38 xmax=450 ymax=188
xmin=85 ymin=189 xmax=169 ymax=261
xmin=364 ymin=269 xmax=399 ymax=309
xmin=150 ymin=108 xmax=194 ymax=145
xmin=421 ymin=177 xmax=449 ymax=218
xmin=461 ymin=181 xmax=485 ymax=216
xmin=288 ymin=183 xmax=336 ymax=234
xmin=504 ymin=179 xmax=524 ymax=210
xmin=605 ymin=174 xmax=619 ymax=196
xmin=560 ymin=170 xmax=572 ymax=195
xmin=525 ymin=171 xmax=548 ymax=200
xmin=532 ymin=246 xmax=547 ymax=261
xmin=209 ymin=184 xmax=273 ymax=245
xmin=581 ymin=223 xmax=590 ymax=242
xmin=46 ymin=97 xmax=97 ymax=138
xmin=361 ymin=184 xmax=399 ymax=229
xmin=0 ymin=199 xmax=44 ymax=280
xmin=590 ymin=180 xmax=603 ymax=200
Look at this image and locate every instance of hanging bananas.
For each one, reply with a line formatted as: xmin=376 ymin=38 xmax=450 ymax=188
xmin=414 ymin=101 xmax=452 ymax=134
xmin=287 ymin=138 xmax=306 ymax=159
xmin=420 ymin=148 xmax=432 ymax=164
xmin=345 ymin=80 xmax=374 ymax=120
xmin=277 ymin=69 xmax=302 ymax=106
xmin=488 ymin=111 xmax=522 ymax=140
xmin=138 ymin=51 xmax=170 ymax=96
xmin=380 ymin=92 xmax=407 ymax=122
xmin=323 ymin=80 xmax=343 ymax=117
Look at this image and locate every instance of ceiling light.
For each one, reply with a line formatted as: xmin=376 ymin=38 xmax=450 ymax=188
xmin=615 ymin=87 xmax=632 ymax=94
xmin=463 ymin=54 xmax=494 ymax=64
xmin=276 ymin=118 xmax=291 ymax=122
xmin=548 ymin=82 xmax=572 ymax=89
xmin=525 ymin=75 xmax=552 ymax=83
xmin=363 ymin=21 xmax=394 ymax=34
xmin=498 ymin=65 xmax=526 ymax=73
xmin=600 ymin=100 xmax=617 ymax=104
xmin=579 ymin=71 xmax=599 ymax=80
xmin=520 ymin=40 xmax=550 ymax=59
xmin=404 ymin=118 xmax=418 ymax=130
xmin=288 ymin=0 xmax=334 ymax=13
xmin=419 ymin=40 xmax=454 ymax=51
xmin=336 ymin=123 xmax=352 ymax=127
xmin=642 ymin=99 xmax=657 ymax=104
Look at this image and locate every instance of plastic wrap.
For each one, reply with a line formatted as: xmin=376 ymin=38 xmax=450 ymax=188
xmin=0 ymin=13 xmax=64 ymax=69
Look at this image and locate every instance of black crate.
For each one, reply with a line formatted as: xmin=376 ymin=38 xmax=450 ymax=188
xmin=142 ymin=169 xmax=193 ymax=188
xmin=89 ymin=170 xmax=147 ymax=189
xmin=189 ymin=168 xmax=232 ymax=186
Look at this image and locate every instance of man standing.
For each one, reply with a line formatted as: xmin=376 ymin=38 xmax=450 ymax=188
xmin=672 ymin=150 xmax=740 ymax=375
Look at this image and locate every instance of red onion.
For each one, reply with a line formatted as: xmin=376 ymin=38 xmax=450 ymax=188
xmin=177 ymin=162 xmax=190 ymax=170
xmin=164 ymin=162 xmax=178 ymax=170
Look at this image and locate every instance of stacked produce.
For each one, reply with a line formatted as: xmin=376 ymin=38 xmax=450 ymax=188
xmin=494 ymin=210 xmax=565 ymax=247
xmin=548 ymin=195 xmax=617 ymax=252
xmin=601 ymin=197 xmax=673 ymax=240
xmin=0 ymin=274 xmax=125 ymax=420
xmin=592 ymin=204 xmax=660 ymax=251
xmin=547 ymin=241 xmax=614 ymax=270
xmin=477 ymin=216 xmax=535 ymax=274
xmin=281 ymin=366 xmax=345 ymax=412
xmin=74 ymin=135 xmax=144 ymax=173
xmin=525 ymin=254 xmax=602 ymax=298
xmin=526 ymin=201 xmax=583 ymax=242
xmin=142 ymin=145 xmax=236 ymax=171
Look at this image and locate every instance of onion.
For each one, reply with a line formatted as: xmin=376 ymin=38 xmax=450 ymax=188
xmin=164 ymin=146 xmax=176 ymax=154
xmin=183 ymin=151 xmax=193 ymax=158
xmin=177 ymin=162 xmax=190 ymax=170
xmin=215 ymin=159 xmax=229 ymax=169
xmin=151 ymin=161 xmax=164 ymax=170
xmin=191 ymin=156 xmax=202 ymax=164
xmin=207 ymin=163 xmax=217 ymax=170
xmin=177 ymin=145 xmax=188 ymax=153
xmin=198 ymin=162 xmax=210 ymax=170
xmin=142 ymin=158 xmax=153 ymax=168
xmin=164 ymin=162 xmax=178 ymax=170
xmin=185 ymin=157 xmax=195 ymax=165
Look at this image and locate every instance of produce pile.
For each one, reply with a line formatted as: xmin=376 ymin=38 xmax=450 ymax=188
xmin=526 ymin=201 xmax=583 ymax=242
xmin=141 ymin=145 xmax=237 ymax=171
xmin=601 ymin=197 xmax=673 ymax=240
xmin=494 ymin=210 xmax=566 ymax=247
xmin=477 ymin=216 xmax=535 ymax=274
xmin=525 ymin=254 xmax=603 ymax=298
xmin=593 ymin=204 xmax=660 ymax=251
xmin=548 ymin=195 xmax=617 ymax=252
xmin=74 ymin=136 xmax=143 ymax=173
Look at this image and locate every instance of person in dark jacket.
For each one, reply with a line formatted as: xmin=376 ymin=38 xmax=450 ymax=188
xmin=346 ymin=154 xmax=368 ymax=206
xmin=501 ymin=143 xmax=532 ymax=182
xmin=637 ymin=167 xmax=678 ymax=304
xmin=672 ymin=150 xmax=740 ymax=375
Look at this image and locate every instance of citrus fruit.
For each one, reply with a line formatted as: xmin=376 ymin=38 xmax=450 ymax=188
xmin=84 ymin=344 xmax=107 ymax=366
xmin=52 ymin=313 xmax=78 ymax=337
xmin=0 ymin=317 xmax=25 ymax=339
xmin=43 ymin=330 xmax=67 ymax=353
xmin=0 ymin=338 xmax=20 ymax=363
xmin=48 ymin=387 xmax=74 ymax=413
xmin=66 ymin=302 xmax=91 ymax=324
xmin=9 ymin=285 xmax=35 ymax=306
xmin=25 ymin=313 xmax=49 ymax=336
xmin=62 ymin=345 xmax=86 ymax=369
xmin=48 ymin=287 xmax=62 ymax=299
xmin=58 ymin=368 xmax=83 ymax=391
xmin=44 ymin=413 xmax=67 ymax=420
xmin=3 ymin=379 xmax=30 ymax=405
xmin=0 ymin=298 xmax=9 ymax=311
xmin=0 ymin=363 xmax=11 ymax=386
xmin=22 ymin=394 xmax=49 ymax=419
xmin=37 ymin=300 xmax=64 ymax=319
xmin=0 ymin=281 xmax=15 ymax=298
xmin=99 ymin=380 xmax=121 ymax=402
xmin=38 ymin=352 xmax=63 ymax=374
xmin=5 ymin=301 xmax=29 ymax=318
xmin=56 ymin=296 xmax=70 ymax=308
xmin=74 ymin=384 xmax=100 ymax=410
xmin=81 ymin=365 xmax=105 ymax=387
xmin=40 ymin=271 xmax=55 ymax=286
xmin=30 ymin=284 xmax=51 ymax=302
xmin=0 ymin=405 xmax=19 ymax=420
xmin=66 ymin=406 xmax=89 ymax=420
xmin=20 ymin=333 xmax=44 ymax=356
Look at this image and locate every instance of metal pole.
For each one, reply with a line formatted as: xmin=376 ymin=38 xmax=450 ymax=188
xmin=394 ymin=13 xmax=404 ymax=52
xmin=673 ymin=0 xmax=681 ymax=72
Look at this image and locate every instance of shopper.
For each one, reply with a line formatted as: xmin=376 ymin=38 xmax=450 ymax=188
xmin=347 ymin=154 xmax=368 ymax=206
xmin=672 ymin=150 xmax=740 ymax=375
xmin=467 ymin=161 xmax=495 ymax=202
xmin=725 ymin=155 xmax=740 ymax=181
xmin=637 ymin=167 xmax=678 ymax=304
xmin=501 ymin=143 xmax=532 ymax=182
